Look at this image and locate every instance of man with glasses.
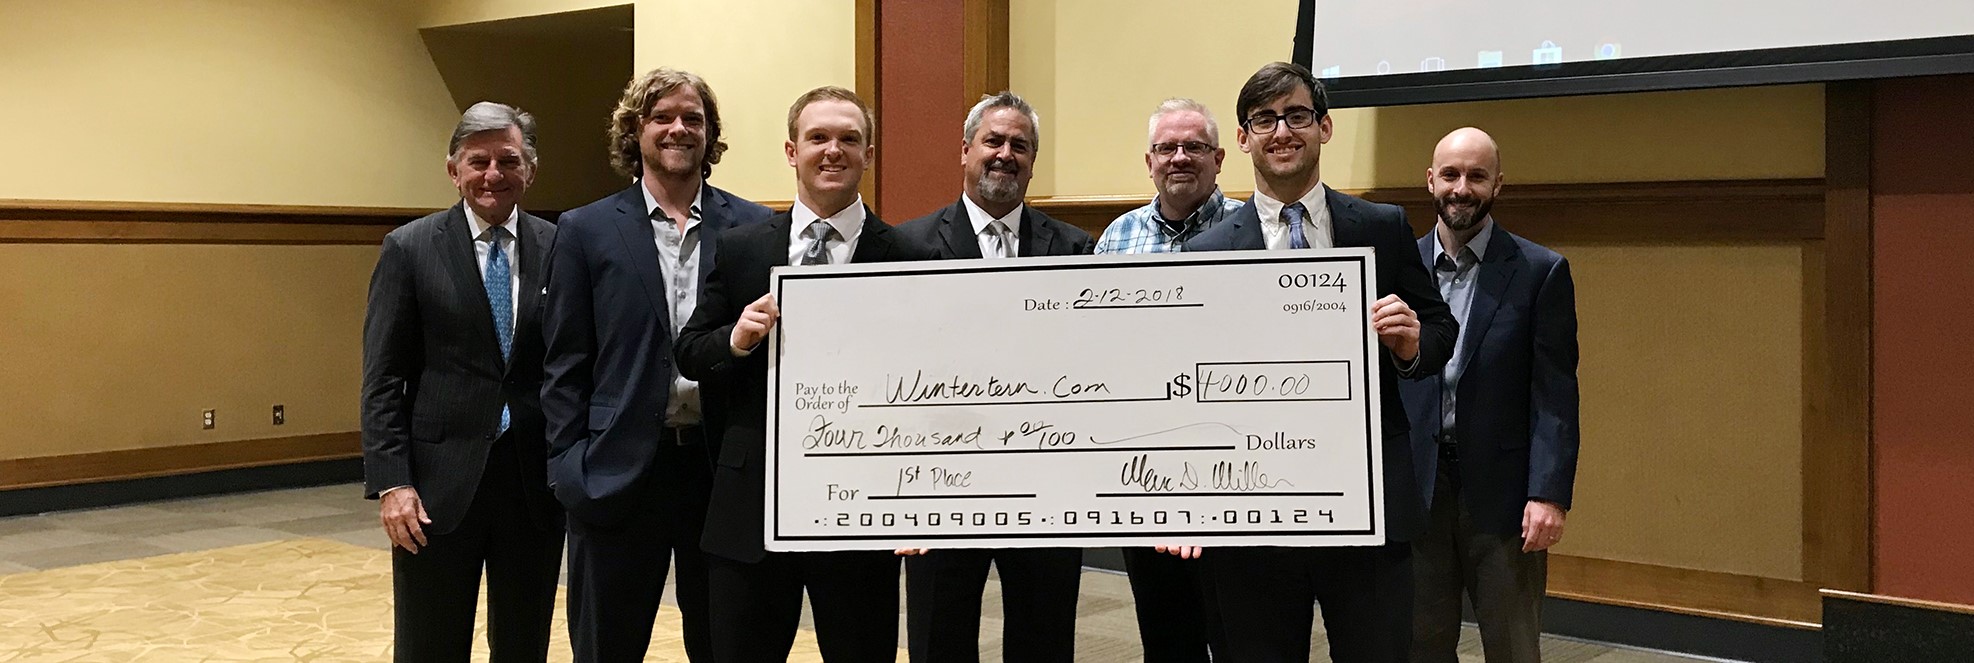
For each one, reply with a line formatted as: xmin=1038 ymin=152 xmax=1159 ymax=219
xmin=1092 ymin=98 xmax=1236 ymax=663
xmin=1095 ymin=98 xmax=1243 ymax=257
xmin=1185 ymin=61 xmax=1458 ymax=662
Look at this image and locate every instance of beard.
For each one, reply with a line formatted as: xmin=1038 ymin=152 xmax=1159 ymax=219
xmin=642 ymin=145 xmax=701 ymax=178
xmin=1435 ymin=192 xmax=1493 ymax=230
xmin=973 ymin=162 xmax=1024 ymax=204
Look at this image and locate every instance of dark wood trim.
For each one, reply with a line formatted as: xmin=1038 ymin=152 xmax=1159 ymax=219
xmin=1804 ymin=81 xmax=1875 ymax=592
xmin=960 ymin=0 xmax=1009 ymax=103
xmin=0 ymin=432 xmax=360 ymax=491
xmin=1823 ymin=589 xmax=1974 ymax=616
xmin=855 ymin=0 xmax=881 ymax=209
xmin=1029 ymin=179 xmax=1828 ymax=243
xmin=1549 ymin=554 xmax=1824 ymax=628
xmin=0 ymin=199 xmax=420 ymax=244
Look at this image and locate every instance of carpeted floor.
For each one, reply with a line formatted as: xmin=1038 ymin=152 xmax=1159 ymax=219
xmin=0 ymin=484 xmax=1709 ymax=662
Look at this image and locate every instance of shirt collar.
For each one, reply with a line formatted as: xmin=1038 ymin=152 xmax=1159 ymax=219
xmin=1152 ymin=187 xmax=1229 ymax=235
xmin=792 ymin=195 xmax=868 ymax=246
xmin=1431 ymin=216 xmax=1496 ymax=263
xmin=1252 ymin=182 xmax=1330 ymax=228
xmin=464 ymin=204 xmax=519 ymax=240
xmin=639 ymin=178 xmax=705 ymax=230
xmin=960 ymin=193 xmax=1024 ymax=237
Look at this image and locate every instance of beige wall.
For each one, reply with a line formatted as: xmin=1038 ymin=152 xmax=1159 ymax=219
xmin=0 ymin=0 xmax=462 ymax=208
xmin=417 ymin=0 xmax=629 ymax=28
xmin=633 ymin=0 xmax=857 ymax=203
xmin=0 ymin=244 xmax=375 ymax=459
xmin=1010 ymin=0 xmax=1823 ymax=196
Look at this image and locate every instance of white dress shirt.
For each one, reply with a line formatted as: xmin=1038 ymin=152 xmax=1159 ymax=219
xmin=1253 ymin=183 xmax=1334 ymax=250
xmin=464 ymin=204 xmax=521 ymax=337
xmin=789 ymin=196 xmax=867 ymax=265
xmin=960 ymin=194 xmax=1023 ymax=258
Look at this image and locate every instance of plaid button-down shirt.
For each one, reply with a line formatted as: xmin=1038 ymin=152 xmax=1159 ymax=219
xmin=1094 ymin=188 xmax=1244 ymax=254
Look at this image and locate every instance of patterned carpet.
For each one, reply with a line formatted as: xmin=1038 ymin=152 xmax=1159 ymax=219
xmin=0 ymin=484 xmax=1707 ymax=662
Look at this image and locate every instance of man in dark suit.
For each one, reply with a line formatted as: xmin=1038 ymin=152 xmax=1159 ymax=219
xmin=678 ymin=86 xmax=924 ymax=663
xmin=1402 ymin=127 xmax=1579 ymax=663
xmin=891 ymin=91 xmax=1089 ymax=663
xmin=362 ymin=101 xmax=562 ymax=663
xmin=540 ymin=68 xmax=772 ymax=663
xmin=1183 ymin=62 xmax=1458 ymax=663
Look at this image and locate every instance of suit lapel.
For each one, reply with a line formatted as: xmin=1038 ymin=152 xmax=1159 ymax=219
xmin=1018 ymin=206 xmax=1054 ymax=257
xmin=1325 ymin=187 xmax=1368 ymax=249
xmin=438 ymin=205 xmax=504 ymax=366
xmin=851 ymin=209 xmax=891 ymax=262
xmin=698 ymin=185 xmax=729 ymax=283
xmin=941 ymin=202 xmax=982 ymax=259
xmin=1456 ymin=225 xmax=1522 ymax=385
xmin=1225 ymin=203 xmax=1266 ymax=250
xmin=508 ymin=213 xmax=550 ymax=374
xmin=608 ymin=186 xmax=671 ymax=325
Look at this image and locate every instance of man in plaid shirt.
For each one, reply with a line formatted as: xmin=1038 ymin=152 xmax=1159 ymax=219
xmin=1097 ymin=98 xmax=1236 ymax=663
xmin=1095 ymin=98 xmax=1244 ymax=256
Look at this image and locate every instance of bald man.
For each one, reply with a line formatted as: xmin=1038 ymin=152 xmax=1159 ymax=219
xmin=1400 ymin=128 xmax=1580 ymax=663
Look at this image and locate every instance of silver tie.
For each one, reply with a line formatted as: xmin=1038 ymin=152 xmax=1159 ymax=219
xmin=983 ymin=220 xmax=1013 ymax=259
xmin=801 ymin=220 xmax=835 ymax=265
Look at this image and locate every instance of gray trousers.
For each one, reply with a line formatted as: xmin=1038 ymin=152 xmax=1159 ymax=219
xmin=1410 ymin=461 xmax=1547 ymax=663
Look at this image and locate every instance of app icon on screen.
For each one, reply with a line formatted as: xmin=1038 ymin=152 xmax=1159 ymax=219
xmin=1596 ymin=43 xmax=1622 ymax=60
xmin=1533 ymin=40 xmax=1563 ymax=65
xmin=1478 ymin=50 xmax=1503 ymax=68
xmin=1320 ymin=65 xmax=1341 ymax=78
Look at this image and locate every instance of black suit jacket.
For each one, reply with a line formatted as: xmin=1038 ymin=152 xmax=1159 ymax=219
xmin=361 ymin=204 xmax=558 ymax=535
xmin=677 ymin=210 xmax=931 ymax=562
xmin=540 ymin=183 xmax=773 ymax=526
xmin=1398 ymin=223 xmax=1580 ymax=535
xmin=893 ymin=198 xmax=1094 ymax=258
xmin=1185 ymin=187 xmax=1457 ymax=543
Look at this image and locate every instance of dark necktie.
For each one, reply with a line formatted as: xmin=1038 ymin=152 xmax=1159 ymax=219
xmin=1285 ymin=202 xmax=1310 ymax=249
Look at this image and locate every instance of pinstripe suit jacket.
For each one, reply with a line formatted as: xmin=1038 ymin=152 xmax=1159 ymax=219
xmin=360 ymin=203 xmax=560 ymax=535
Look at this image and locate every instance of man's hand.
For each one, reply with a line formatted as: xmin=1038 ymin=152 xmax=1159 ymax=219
xmin=1155 ymin=545 xmax=1204 ymax=560
xmin=1370 ymin=295 xmax=1421 ymax=362
xmin=380 ymin=488 xmax=432 ymax=554
xmin=895 ymin=548 xmax=928 ymax=556
xmin=730 ymin=294 xmax=780 ymax=355
xmin=1521 ymin=500 xmax=1567 ymax=553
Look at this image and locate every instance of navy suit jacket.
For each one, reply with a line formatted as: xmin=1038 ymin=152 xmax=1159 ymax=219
xmin=1398 ymin=223 xmax=1580 ymax=536
xmin=1185 ymin=187 xmax=1457 ymax=543
xmin=540 ymin=183 xmax=772 ymax=526
xmin=676 ymin=210 xmax=932 ymax=563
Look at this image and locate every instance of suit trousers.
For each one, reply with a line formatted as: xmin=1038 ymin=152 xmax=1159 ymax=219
xmin=1209 ymin=543 xmax=1414 ymax=663
xmin=565 ymin=431 xmax=716 ymax=663
xmin=1410 ymin=460 xmax=1547 ymax=663
xmin=391 ymin=434 xmax=565 ymax=663
xmin=1121 ymin=547 xmax=1226 ymax=663
xmin=905 ymin=547 xmax=1082 ymax=662
xmin=708 ymin=550 xmax=902 ymax=663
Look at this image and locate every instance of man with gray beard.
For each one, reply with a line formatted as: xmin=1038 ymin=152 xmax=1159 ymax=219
xmin=894 ymin=90 xmax=1092 ymax=663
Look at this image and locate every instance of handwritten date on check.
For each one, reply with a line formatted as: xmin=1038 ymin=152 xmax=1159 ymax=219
xmin=764 ymin=250 xmax=1385 ymax=551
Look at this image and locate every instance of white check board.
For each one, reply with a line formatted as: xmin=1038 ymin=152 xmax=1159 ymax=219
xmin=764 ymin=249 xmax=1384 ymax=550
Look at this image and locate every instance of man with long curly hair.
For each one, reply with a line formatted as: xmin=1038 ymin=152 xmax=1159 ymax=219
xmin=541 ymin=67 xmax=773 ymax=663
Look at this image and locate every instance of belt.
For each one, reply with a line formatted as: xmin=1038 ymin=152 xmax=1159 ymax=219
xmin=659 ymin=425 xmax=704 ymax=446
xmin=1436 ymin=432 xmax=1459 ymax=464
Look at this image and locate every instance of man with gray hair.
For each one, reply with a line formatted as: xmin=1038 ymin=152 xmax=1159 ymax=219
xmin=894 ymin=91 xmax=1092 ymax=663
xmin=362 ymin=101 xmax=563 ymax=662
xmin=1094 ymin=100 xmax=1239 ymax=662
xmin=1096 ymin=98 xmax=1242 ymax=256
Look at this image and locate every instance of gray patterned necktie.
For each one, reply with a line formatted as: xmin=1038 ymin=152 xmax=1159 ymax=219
xmin=801 ymin=220 xmax=836 ymax=265
xmin=983 ymin=220 xmax=1013 ymax=259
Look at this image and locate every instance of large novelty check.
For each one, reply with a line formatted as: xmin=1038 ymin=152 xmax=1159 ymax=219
xmin=763 ymin=249 xmax=1385 ymax=551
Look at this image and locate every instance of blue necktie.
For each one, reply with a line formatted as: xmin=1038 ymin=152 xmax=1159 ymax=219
xmin=485 ymin=225 xmax=512 ymax=435
xmin=1285 ymin=202 xmax=1310 ymax=250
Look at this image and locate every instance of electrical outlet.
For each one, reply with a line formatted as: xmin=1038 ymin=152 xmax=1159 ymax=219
xmin=272 ymin=404 xmax=285 ymax=425
xmin=202 ymin=409 xmax=216 ymax=430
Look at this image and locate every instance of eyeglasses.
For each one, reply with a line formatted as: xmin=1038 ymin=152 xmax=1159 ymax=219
xmin=1150 ymin=141 xmax=1214 ymax=158
xmin=1242 ymin=108 xmax=1320 ymax=134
